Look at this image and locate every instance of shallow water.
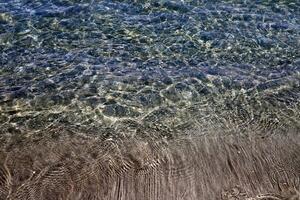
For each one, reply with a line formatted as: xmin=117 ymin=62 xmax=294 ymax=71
xmin=1 ymin=0 xmax=300 ymax=140
xmin=0 ymin=0 xmax=300 ymax=199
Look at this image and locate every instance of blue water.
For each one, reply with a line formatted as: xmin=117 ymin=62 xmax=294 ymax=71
xmin=0 ymin=0 xmax=300 ymax=140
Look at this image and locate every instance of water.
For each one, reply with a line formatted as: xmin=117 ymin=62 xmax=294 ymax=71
xmin=1 ymin=0 xmax=299 ymax=141
xmin=0 ymin=1 xmax=300 ymax=199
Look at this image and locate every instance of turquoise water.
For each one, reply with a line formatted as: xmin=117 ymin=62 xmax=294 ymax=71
xmin=0 ymin=0 xmax=300 ymax=141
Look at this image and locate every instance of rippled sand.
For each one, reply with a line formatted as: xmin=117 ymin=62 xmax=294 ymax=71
xmin=1 ymin=131 xmax=299 ymax=199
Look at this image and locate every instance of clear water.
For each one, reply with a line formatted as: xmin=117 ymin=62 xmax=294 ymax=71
xmin=0 ymin=0 xmax=300 ymax=141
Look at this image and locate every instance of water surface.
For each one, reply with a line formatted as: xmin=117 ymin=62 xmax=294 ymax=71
xmin=1 ymin=1 xmax=300 ymax=141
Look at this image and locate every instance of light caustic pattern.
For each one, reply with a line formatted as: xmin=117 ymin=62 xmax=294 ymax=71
xmin=0 ymin=0 xmax=300 ymax=199
xmin=0 ymin=0 xmax=299 ymax=138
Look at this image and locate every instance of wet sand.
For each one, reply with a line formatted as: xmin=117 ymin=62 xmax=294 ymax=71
xmin=1 ymin=131 xmax=299 ymax=200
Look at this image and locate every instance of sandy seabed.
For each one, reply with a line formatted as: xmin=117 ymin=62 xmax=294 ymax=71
xmin=0 ymin=130 xmax=299 ymax=200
